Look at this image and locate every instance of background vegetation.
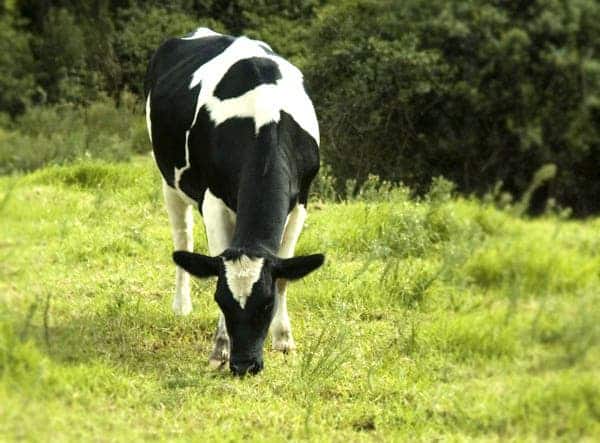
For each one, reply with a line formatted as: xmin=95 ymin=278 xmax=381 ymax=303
xmin=1 ymin=0 xmax=599 ymax=214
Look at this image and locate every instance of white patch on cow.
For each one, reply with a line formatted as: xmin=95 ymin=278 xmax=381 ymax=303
xmin=145 ymin=93 xmax=153 ymax=144
xmin=201 ymin=188 xmax=236 ymax=255
xmin=270 ymin=57 xmax=320 ymax=144
xmin=188 ymin=33 xmax=319 ymax=143
xmin=189 ymin=37 xmax=260 ymax=90
xmin=208 ymin=84 xmax=281 ymax=134
xmin=181 ymin=27 xmax=220 ymax=40
xmin=258 ymin=42 xmax=273 ymax=52
xmin=224 ymin=256 xmax=264 ymax=309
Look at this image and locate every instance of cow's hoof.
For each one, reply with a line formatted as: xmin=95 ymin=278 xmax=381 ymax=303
xmin=172 ymin=297 xmax=192 ymax=316
xmin=273 ymin=331 xmax=296 ymax=353
xmin=208 ymin=338 xmax=229 ymax=370
xmin=208 ymin=358 xmax=228 ymax=370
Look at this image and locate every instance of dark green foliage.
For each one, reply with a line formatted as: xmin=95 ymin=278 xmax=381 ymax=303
xmin=306 ymin=0 xmax=600 ymax=215
xmin=7 ymin=0 xmax=320 ymax=100
xmin=240 ymin=0 xmax=323 ymax=63
xmin=34 ymin=8 xmax=88 ymax=103
xmin=305 ymin=0 xmax=600 ymax=215
xmin=1 ymin=0 xmax=600 ymax=214
xmin=0 ymin=15 xmax=35 ymax=115
xmin=306 ymin=0 xmax=448 ymax=191
xmin=113 ymin=6 xmax=222 ymax=97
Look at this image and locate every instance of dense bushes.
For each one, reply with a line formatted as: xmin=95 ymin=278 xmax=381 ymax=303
xmin=306 ymin=0 xmax=600 ymax=214
xmin=1 ymin=0 xmax=599 ymax=214
xmin=0 ymin=15 xmax=35 ymax=115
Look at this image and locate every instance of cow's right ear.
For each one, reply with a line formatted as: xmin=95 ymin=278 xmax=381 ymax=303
xmin=172 ymin=251 xmax=220 ymax=278
xmin=273 ymin=253 xmax=325 ymax=281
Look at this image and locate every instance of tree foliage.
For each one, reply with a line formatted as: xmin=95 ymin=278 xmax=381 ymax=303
xmin=306 ymin=0 xmax=600 ymax=214
xmin=0 ymin=15 xmax=35 ymax=114
xmin=0 ymin=0 xmax=599 ymax=214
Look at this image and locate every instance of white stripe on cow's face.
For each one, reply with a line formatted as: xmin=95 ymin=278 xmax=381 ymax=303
xmin=145 ymin=94 xmax=153 ymax=144
xmin=181 ymin=27 xmax=220 ymax=40
xmin=187 ymin=35 xmax=320 ymax=143
xmin=223 ymin=255 xmax=264 ymax=309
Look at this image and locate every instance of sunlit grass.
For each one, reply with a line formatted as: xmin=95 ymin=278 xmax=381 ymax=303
xmin=1 ymin=157 xmax=599 ymax=441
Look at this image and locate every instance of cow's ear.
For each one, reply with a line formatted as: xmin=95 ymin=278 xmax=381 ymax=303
xmin=173 ymin=251 xmax=220 ymax=278
xmin=273 ymin=254 xmax=325 ymax=281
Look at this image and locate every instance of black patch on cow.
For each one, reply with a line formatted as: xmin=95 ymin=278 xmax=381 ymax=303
xmin=145 ymin=36 xmax=234 ymax=186
xmin=189 ymin=110 xmax=256 ymax=212
xmin=277 ymin=111 xmax=320 ymax=206
xmin=214 ymin=57 xmax=282 ymax=100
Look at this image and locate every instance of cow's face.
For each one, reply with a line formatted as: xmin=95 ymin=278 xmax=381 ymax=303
xmin=173 ymin=250 xmax=324 ymax=376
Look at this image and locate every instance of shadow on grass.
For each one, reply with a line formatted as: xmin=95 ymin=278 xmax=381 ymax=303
xmin=18 ymin=300 xmax=222 ymax=382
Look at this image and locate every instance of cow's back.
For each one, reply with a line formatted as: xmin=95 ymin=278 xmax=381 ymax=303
xmin=145 ymin=29 xmax=319 ymax=212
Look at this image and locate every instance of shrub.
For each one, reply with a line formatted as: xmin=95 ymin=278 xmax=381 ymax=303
xmin=0 ymin=94 xmax=147 ymax=174
xmin=114 ymin=6 xmax=219 ymax=97
xmin=305 ymin=0 xmax=600 ymax=215
xmin=0 ymin=16 xmax=35 ymax=115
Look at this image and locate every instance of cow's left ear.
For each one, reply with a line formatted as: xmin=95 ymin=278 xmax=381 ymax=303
xmin=273 ymin=254 xmax=325 ymax=280
xmin=173 ymin=251 xmax=220 ymax=278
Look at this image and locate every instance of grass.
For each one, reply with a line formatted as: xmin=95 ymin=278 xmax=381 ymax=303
xmin=1 ymin=156 xmax=599 ymax=441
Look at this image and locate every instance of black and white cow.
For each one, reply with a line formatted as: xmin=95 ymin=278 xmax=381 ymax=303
xmin=144 ymin=27 xmax=324 ymax=375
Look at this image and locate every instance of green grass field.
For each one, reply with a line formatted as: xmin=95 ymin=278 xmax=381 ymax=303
xmin=1 ymin=157 xmax=599 ymax=441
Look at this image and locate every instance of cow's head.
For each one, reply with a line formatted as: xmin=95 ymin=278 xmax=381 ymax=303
xmin=172 ymin=248 xmax=324 ymax=376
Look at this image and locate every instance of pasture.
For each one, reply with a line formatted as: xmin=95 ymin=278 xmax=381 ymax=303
xmin=1 ymin=157 xmax=599 ymax=441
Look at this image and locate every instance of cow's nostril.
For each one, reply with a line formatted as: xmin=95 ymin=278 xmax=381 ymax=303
xmin=230 ymin=362 xmax=249 ymax=376
xmin=248 ymin=361 xmax=263 ymax=374
xmin=230 ymin=360 xmax=263 ymax=376
xmin=230 ymin=363 xmax=244 ymax=376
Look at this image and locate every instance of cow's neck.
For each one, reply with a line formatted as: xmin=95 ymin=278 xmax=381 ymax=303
xmin=231 ymin=146 xmax=291 ymax=254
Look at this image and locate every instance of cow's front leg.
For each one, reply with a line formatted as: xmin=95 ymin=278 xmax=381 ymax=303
xmin=208 ymin=313 xmax=230 ymax=369
xmin=271 ymin=204 xmax=307 ymax=352
xmin=202 ymin=189 xmax=236 ymax=368
xmin=163 ymin=181 xmax=194 ymax=316
xmin=272 ymin=280 xmax=295 ymax=352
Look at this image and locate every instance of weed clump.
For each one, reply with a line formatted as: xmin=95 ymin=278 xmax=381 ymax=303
xmin=465 ymin=237 xmax=599 ymax=296
xmin=27 ymin=161 xmax=140 ymax=189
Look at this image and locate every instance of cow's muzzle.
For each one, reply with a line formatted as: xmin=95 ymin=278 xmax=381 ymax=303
xmin=230 ymin=358 xmax=263 ymax=376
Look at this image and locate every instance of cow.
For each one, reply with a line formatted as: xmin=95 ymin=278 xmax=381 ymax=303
xmin=144 ymin=27 xmax=324 ymax=376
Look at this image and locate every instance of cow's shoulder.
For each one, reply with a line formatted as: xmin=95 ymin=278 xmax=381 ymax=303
xmin=146 ymin=31 xmax=235 ymax=94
